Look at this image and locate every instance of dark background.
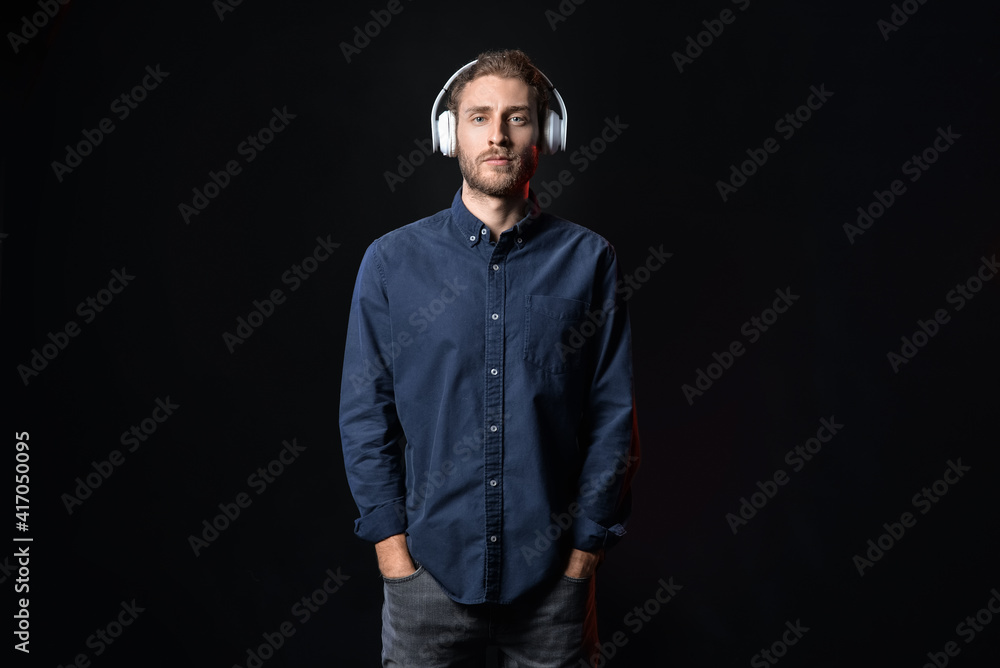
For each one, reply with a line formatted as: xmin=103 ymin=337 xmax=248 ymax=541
xmin=3 ymin=0 xmax=999 ymax=666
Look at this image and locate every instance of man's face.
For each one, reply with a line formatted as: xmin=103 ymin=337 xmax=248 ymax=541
xmin=455 ymin=74 xmax=540 ymax=199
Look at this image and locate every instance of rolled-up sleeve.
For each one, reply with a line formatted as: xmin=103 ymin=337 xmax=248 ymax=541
xmin=339 ymin=240 xmax=408 ymax=543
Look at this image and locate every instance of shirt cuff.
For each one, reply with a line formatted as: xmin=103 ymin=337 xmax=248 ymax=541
xmin=571 ymin=514 xmax=627 ymax=553
xmin=354 ymin=497 xmax=408 ymax=543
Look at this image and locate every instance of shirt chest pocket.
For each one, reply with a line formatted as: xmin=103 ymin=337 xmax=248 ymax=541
xmin=523 ymin=294 xmax=591 ymax=374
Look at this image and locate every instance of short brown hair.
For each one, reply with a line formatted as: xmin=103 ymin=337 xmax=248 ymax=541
xmin=446 ymin=49 xmax=550 ymax=144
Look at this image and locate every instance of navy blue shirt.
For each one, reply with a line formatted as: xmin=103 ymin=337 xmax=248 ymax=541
xmin=339 ymin=188 xmax=639 ymax=604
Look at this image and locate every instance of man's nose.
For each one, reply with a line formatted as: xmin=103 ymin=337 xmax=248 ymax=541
xmin=488 ymin=120 xmax=509 ymax=146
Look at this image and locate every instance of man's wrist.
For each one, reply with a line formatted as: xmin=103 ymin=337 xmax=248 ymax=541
xmin=564 ymin=547 xmax=602 ymax=578
xmin=375 ymin=533 xmax=416 ymax=577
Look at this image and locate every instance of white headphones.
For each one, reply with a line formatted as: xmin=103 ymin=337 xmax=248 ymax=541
xmin=430 ymin=59 xmax=568 ymax=157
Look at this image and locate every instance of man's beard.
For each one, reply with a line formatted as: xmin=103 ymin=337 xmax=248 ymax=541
xmin=457 ymin=142 xmax=538 ymax=198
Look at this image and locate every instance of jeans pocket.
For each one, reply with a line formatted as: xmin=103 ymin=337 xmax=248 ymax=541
xmin=524 ymin=294 xmax=591 ymax=374
xmin=381 ymin=564 xmax=424 ymax=584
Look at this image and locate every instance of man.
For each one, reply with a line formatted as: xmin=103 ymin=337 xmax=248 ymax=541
xmin=340 ymin=49 xmax=639 ymax=667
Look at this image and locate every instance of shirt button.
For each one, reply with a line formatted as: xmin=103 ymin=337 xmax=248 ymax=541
xmin=489 ymin=425 xmax=498 ymax=433
xmin=469 ymin=235 xmax=476 ymax=241
xmin=480 ymin=228 xmax=487 ymax=235
xmin=492 ymin=313 xmax=499 ymax=320
xmin=490 ymin=535 xmax=497 ymax=543
xmin=490 ymin=368 xmax=498 ymax=376
xmin=493 ymin=263 xmax=500 ymax=271
xmin=489 ymin=479 xmax=498 ymax=487
xmin=516 ymin=237 xmax=523 ymax=244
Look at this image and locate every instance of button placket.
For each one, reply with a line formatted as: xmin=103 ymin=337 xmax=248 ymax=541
xmin=482 ymin=244 xmax=509 ymax=600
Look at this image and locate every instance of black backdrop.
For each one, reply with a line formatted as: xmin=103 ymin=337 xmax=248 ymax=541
xmin=4 ymin=0 xmax=999 ymax=666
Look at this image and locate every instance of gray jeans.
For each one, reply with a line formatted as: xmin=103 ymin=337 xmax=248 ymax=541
xmin=381 ymin=565 xmax=599 ymax=667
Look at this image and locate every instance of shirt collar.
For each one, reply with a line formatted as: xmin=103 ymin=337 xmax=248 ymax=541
xmin=451 ymin=187 xmax=542 ymax=248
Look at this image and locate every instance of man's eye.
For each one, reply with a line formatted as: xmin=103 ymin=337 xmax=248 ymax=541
xmin=473 ymin=116 xmax=486 ymax=123
xmin=510 ymin=116 xmax=525 ymax=123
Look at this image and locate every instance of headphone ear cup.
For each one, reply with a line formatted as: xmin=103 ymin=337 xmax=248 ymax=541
xmin=448 ymin=111 xmax=459 ymax=157
xmin=437 ymin=110 xmax=457 ymax=157
xmin=544 ymin=109 xmax=562 ymax=154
